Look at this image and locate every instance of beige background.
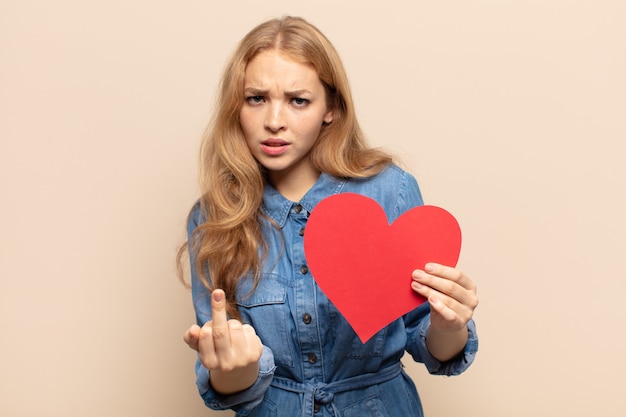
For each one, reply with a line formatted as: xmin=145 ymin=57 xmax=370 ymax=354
xmin=1 ymin=1 xmax=625 ymax=416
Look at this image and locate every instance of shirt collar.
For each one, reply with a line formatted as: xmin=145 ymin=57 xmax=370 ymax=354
xmin=262 ymin=173 xmax=346 ymax=228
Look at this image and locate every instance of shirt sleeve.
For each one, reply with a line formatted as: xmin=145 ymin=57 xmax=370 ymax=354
xmin=404 ymin=304 xmax=479 ymax=375
xmin=195 ymin=346 xmax=276 ymax=413
xmin=186 ymin=202 xmax=277 ymax=413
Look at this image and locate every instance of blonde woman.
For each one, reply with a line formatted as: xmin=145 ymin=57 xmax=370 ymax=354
xmin=180 ymin=16 xmax=478 ymax=417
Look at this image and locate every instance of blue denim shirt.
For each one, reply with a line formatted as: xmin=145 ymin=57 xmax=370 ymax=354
xmin=187 ymin=164 xmax=478 ymax=417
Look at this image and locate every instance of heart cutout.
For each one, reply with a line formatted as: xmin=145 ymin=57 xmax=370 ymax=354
xmin=304 ymin=193 xmax=462 ymax=343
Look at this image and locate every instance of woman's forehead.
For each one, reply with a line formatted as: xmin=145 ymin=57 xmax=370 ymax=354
xmin=243 ymin=51 xmax=322 ymax=92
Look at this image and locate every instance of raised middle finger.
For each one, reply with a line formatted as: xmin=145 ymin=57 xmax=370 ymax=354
xmin=208 ymin=289 xmax=232 ymax=354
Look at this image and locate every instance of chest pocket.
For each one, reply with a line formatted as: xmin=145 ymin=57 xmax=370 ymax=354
xmin=236 ymin=274 xmax=296 ymax=369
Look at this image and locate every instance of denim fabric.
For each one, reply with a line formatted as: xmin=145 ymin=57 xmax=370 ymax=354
xmin=187 ymin=164 xmax=478 ymax=417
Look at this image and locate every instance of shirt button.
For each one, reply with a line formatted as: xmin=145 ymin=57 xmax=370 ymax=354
xmin=308 ymin=353 xmax=317 ymax=364
xmin=294 ymin=204 xmax=303 ymax=214
xmin=298 ymin=227 xmax=305 ymax=236
xmin=300 ymin=265 xmax=308 ymax=274
xmin=302 ymin=313 xmax=312 ymax=324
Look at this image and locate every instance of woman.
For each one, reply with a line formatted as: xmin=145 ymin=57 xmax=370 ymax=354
xmin=179 ymin=16 xmax=478 ymax=417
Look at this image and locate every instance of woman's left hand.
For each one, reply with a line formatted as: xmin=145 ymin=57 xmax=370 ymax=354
xmin=411 ymin=263 xmax=478 ymax=332
xmin=411 ymin=263 xmax=478 ymax=361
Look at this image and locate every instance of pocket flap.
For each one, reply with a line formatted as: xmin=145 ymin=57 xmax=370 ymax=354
xmin=236 ymin=273 xmax=286 ymax=307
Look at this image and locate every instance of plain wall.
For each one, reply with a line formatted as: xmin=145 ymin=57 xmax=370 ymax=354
xmin=1 ymin=1 xmax=625 ymax=416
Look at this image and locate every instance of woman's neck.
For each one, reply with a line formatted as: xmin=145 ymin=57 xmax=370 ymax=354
xmin=268 ymin=166 xmax=320 ymax=202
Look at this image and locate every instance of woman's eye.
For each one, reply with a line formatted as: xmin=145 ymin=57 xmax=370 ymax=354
xmin=292 ymin=98 xmax=309 ymax=107
xmin=246 ymin=96 xmax=264 ymax=104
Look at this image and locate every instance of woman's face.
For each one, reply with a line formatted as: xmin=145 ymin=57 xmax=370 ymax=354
xmin=240 ymin=50 xmax=334 ymax=195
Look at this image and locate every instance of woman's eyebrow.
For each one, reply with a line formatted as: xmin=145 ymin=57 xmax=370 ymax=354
xmin=243 ymin=87 xmax=267 ymax=95
xmin=243 ymin=88 xmax=313 ymax=97
xmin=284 ymin=89 xmax=312 ymax=97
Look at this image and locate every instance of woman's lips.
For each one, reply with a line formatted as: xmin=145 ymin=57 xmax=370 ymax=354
xmin=261 ymin=139 xmax=290 ymax=156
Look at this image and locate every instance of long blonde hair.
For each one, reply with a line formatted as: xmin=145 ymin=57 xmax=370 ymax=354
xmin=178 ymin=16 xmax=392 ymax=320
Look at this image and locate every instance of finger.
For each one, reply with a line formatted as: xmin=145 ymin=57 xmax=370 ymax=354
xmin=412 ymin=279 xmax=460 ymax=312
xmin=431 ymin=291 xmax=477 ymax=328
xmin=412 ymin=267 xmax=475 ymax=305
xmin=428 ymin=295 xmax=460 ymax=323
xmin=243 ymin=324 xmax=263 ymax=354
xmin=242 ymin=324 xmax=262 ymax=349
xmin=411 ymin=272 xmax=479 ymax=318
xmin=228 ymin=321 xmax=261 ymax=357
xmin=411 ymin=269 xmax=458 ymax=298
xmin=241 ymin=323 xmax=263 ymax=361
xmin=227 ymin=319 xmax=246 ymax=357
xmin=183 ymin=324 xmax=201 ymax=351
xmin=429 ymin=264 xmax=479 ymax=310
xmin=210 ymin=289 xmax=232 ymax=353
xmin=425 ymin=263 xmax=477 ymax=292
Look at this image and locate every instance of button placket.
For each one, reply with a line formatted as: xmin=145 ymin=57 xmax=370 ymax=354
xmin=290 ymin=202 xmax=323 ymax=378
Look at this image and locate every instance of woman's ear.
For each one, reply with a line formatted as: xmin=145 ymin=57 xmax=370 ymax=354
xmin=323 ymin=110 xmax=334 ymax=124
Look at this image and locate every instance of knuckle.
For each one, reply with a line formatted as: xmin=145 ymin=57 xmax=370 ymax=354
xmin=228 ymin=319 xmax=243 ymax=331
xmin=199 ymin=353 xmax=217 ymax=369
xmin=219 ymin=363 xmax=236 ymax=373
xmin=199 ymin=325 xmax=213 ymax=340
xmin=242 ymin=323 xmax=257 ymax=335
xmin=211 ymin=327 xmax=229 ymax=340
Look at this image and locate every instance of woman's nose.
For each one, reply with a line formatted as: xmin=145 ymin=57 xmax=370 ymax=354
xmin=265 ymin=103 xmax=286 ymax=132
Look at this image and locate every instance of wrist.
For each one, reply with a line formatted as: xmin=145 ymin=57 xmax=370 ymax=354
xmin=425 ymin=325 xmax=468 ymax=362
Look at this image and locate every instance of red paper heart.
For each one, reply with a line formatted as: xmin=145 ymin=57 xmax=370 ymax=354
xmin=304 ymin=193 xmax=462 ymax=343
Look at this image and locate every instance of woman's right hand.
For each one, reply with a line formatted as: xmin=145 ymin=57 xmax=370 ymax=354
xmin=183 ymin=289 xmax=263 ymax=394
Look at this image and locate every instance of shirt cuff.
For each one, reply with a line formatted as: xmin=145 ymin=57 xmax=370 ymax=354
xmin=416 ymin=317 xmax=479 ymax=376
xmin=196 ymin=345 xmax=276 ymax=414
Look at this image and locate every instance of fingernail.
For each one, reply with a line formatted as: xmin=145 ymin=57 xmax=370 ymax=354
xmin=213 ymin=290 xmax=224 ymax=302
xmin=414 ymin=270 xmax=425 ymax=280
xmin=425 ymin=263 xmax=436 ymax=273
